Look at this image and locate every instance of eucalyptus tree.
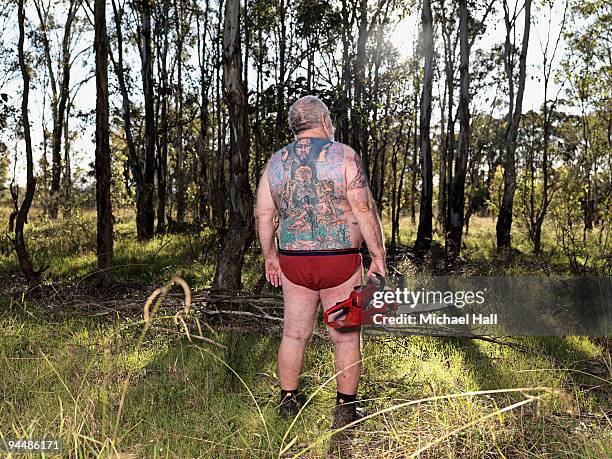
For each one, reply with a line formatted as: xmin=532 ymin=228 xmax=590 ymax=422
xmin=496 ymin=0 xmax=532 ymax=250
xmin=213 ymin=0 xmax=254 ymax=289
xmin=196 ymin=0 xmax=211 ymax=222
xmin=137 ymin=0 xmax=157 ymax=239
xmin=154 ymin=0 xmax=171 ymax=232
xmin=109 ymin=0 xmax=152 ymax=241
xmin=94 ymin=0 xmax=113 ymax=287
xmin=523 ymin=0 xmax=568 ymax=252
xmin=446 ymin=0 xmax=470 ymax=258
xmin=414 ymin=0 xmax=434 ymax=252
xmin=13 ymin=0 xmax=39 ymax=281
xmin=33 ymin=0 xmax=81 ymax=218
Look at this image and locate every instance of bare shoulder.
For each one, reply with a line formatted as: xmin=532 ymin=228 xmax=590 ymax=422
xmin=332 ymin=142 xmax=358 ymax=161
xmin=269 ymin=145 xmax=289 ymax=164
xmin=338 ymin=143 xmax=368 ymax=190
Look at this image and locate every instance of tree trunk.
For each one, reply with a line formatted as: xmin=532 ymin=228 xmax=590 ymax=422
xmin=213 ymin=0 xmax=227 ymax=228
xmin=395 ymin=128 xmax=410 ymax=244
xmin=94 ymin=0 xmax=113 ymax=287
xmin=63 ymin=100 xmax=72 ymax=217
xmin=438 ymin=71 xmax=447 ymax=229
xmin=496 ymin=0 xmax=531 ymax=250
xmin=274 ymin=0 xmax=286 ymax=150
xmin=352 ymin=0 xmax=368 ymax=158
xmin=198 ymin=0 xmax=211 ymax=223
xmin=414 ymin=0 xmax=434 ymax=253
xmin=340 ymin=0 xmax=351 ymax=143
xmin=14 ymin=0 xmax=37 ymax=282
xmin=50 ymin=0 xmax=77 ymax=219
xmin=175 ymin=0 xmax=187 ymax=223
xmin=156 ymin=0 xmax=170 ymax=233
xmin=213 ymin=0 xmax=255 ymax=289
xmin=532 ymin=1 xmax=567 ymax=252
xmin=254 ymin=25 xmax=262 ymax=183
xmin=139 ymin=0 xmax=157 ymax=239
xmin=33 ymin=0 xmax=78 ymax=219
xmin=446 ymin=0 xmax=470 ymax=259
xmin=110 ymin=0 xmax=148 ymax=240
xmin=410 ymin=88 xmax=418 ymax=225
xmin=437 ymin=0 xmax=456 ymax=233
xmin=391 ymin=122 xmax=406 ymax=246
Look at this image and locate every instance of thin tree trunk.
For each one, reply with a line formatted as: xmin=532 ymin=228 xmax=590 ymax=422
xmin=395 ymin=127 xmax=410 ymax=244
xmin=41 ymin=118 xmax=49 ymax=217
xmin=63 ymin=100 xmax=72 ymax=217
xmin=274 ymin=0 xmax=286 ymax=150
xmin=214 ymin=0 xmax=226 ymax=228
xmin=352 ymin=0 xmax=368 ymax=158
xmin=438 ymin=69 xmax=447 ymax=229
xmin=198 ymin=0 xmax=211 ymax=222
xmin=14 ymin=0 xmax=37 ymax=282
xmin=254 ymin=25 xmax=262 ymax=182
xmin=33 ymin=0 xmax=77 ymax=219
xmin=340 ymin=0 xmax=351 ymax=143
xmin=109 ymin=0 xmax=147 ymax=240
xmin=50 ymin=0 xmax=77 ymax=219
xmin=414 ymin=0 xmax=434 ymax=252
xmin=447 ymin=0 xmax=470 ymax=259
xmin=391 ymin=122 xmax=405 ymax=245
xmin=410 ymin=87 xmax=418 ymax=224
xmin=175 ymin=0 xmax=187 ymax=223
xmin=213 ymin=0 xmax=254 ymax=289
xmin=532 ymin=1 xmax=567 ymax=252
xmin=496 ymin=0 xmax=532 ymax=249
xmin=156 ymin=0 xmax=170 ymax=233
xmin=139 ymin=0 xmax=157 ymax=239
xmin=94 ymin=0 xmax=113 ymax=287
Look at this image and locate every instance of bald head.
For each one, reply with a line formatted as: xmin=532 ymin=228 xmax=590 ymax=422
xmin=288 ymin=95 xmax=331 ymax=136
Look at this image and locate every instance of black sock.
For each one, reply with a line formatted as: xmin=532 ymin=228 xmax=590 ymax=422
xmin=280 ymin=388 xmax=299 ymax=403
xmin=336 ymin=391 xmax=357 ymax=406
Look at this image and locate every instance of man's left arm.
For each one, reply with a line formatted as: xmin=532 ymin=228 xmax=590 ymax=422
xmin=255 ymin=167 xmax=281 ymax=287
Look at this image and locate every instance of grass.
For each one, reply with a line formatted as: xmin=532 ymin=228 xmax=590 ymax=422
xmin=1 ymin=314 xmax=610 ymax=458
xmin=0 ymin=206 xmax=611 ymax=457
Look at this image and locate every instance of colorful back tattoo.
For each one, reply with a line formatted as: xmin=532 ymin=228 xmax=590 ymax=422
xmin=268 ymin=137 xmax=351 ymax=250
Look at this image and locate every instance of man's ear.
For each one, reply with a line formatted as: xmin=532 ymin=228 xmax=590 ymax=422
xmin=322 ymin=114 xmax=334 ymax=134
xmin=321 ymin=113 xmax=328 ymax=129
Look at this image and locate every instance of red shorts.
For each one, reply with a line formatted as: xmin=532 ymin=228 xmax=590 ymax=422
xmin=279 ymin=248 xmax=362 ymax=291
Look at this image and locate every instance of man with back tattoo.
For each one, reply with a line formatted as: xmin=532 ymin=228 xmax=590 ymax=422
xmin=255 ymin=95 xmax=386 ymax=428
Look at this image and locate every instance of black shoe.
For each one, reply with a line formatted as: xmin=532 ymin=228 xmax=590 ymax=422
xmin=331 ymin=403 xmax=365 ymax=430
xmin=279 ymin=391 xmax=304 ymax=418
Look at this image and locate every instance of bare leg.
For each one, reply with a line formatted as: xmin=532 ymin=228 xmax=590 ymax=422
xmin=278 ymin=272 xmax=320 ymax=390
xmin=320 ymin=265 xmax=363 ymax=395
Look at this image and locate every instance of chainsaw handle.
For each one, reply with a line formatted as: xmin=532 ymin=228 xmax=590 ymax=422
xmin=325 ymin=301 xmax=347 ymax=316
xmin=323 ymin=301 xmax=349 ymax=328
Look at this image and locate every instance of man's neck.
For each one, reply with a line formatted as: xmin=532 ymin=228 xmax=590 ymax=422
xmin=296 ymin=128 xmax=330 ymax=140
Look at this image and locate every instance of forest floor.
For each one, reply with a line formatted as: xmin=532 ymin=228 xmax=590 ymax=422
xmin=0 ymin=207 xmax=611 ymax=458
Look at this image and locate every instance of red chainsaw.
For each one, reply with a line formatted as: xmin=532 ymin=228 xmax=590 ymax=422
xmin=324 ymin=273 xmax=395 ymax=329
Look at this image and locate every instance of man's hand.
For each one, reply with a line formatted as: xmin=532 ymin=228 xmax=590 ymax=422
xmin=265 ymin=254 xmax=282 ymax=288
xmin=367 ymin=258 xmax=386 ymax=279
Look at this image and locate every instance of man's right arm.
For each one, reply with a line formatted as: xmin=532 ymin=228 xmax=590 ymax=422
xmin=255 ymin=165 xmax=282 ymax=287
xmin=344 ymin=147 xmax=386 ymax=277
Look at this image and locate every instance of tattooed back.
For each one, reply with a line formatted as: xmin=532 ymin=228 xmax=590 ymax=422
xmin=267 ymin=137 xmax=366 ymax=251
